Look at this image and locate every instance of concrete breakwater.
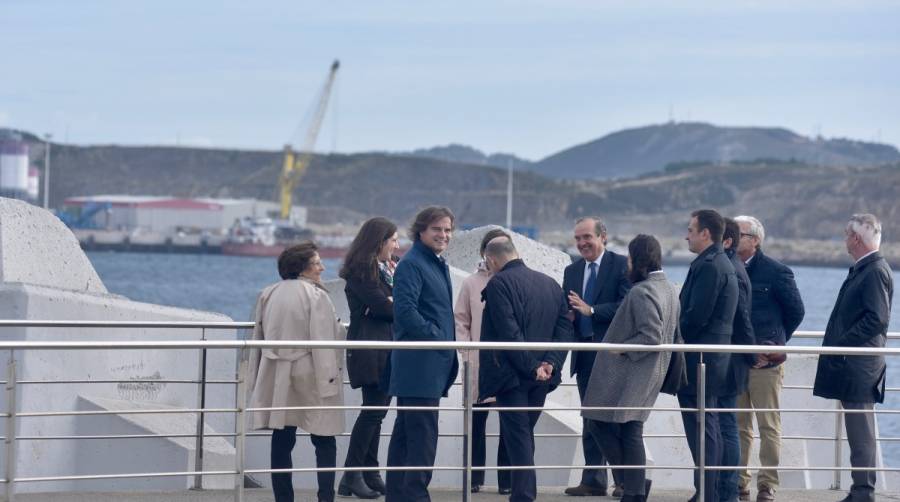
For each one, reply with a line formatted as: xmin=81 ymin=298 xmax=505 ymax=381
xmin=1 ymin=199 xmax=896 ymax=495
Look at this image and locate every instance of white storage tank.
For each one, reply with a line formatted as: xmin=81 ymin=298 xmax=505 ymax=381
xmin=0 ymin=140 xmax=30 ymax=199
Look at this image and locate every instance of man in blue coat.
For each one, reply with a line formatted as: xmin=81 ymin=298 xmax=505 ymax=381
xmin=562 ymin=216 xmax=630 ymax=497
xmin=385 ymin=206 xmax=460 ymax=502
xmin=814 ymin=214 xmax=893 ymax=502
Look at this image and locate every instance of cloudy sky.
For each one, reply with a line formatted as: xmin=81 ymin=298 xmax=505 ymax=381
xmin=2 ymin=0 xmax=898 ymax=159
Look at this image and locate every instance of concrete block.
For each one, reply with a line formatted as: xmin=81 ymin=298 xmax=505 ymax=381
xmin=0 ymin=197 xmax=106 ymax=293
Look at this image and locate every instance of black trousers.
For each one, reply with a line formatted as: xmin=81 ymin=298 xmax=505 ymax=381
xmin=271 ymin=427 xmax=336 ymax=502
xmin=678 ymin=392 xmax=722 ymax=502
xmin=385 ymin=396 xmax=440 ymax=502
xmin=471 ymin=401 xmax=511 ymax=488
xmin=589 ymin=420 xmax=647 ymax=496
xmin=344 ymin=385 xmax=391 ymax=468
xmin=576 ymin=370 xmax=622 ymax=488
xmin=497 ymin=382 xmax=549 ymax=502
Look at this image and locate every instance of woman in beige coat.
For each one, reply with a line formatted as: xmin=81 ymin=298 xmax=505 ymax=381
xmin=247 ymin=242 xmax=347 ymax=502
xmin=454 ymin=228 xmax=511 ymax=494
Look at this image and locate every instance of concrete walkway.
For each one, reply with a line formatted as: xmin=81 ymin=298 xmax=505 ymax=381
xmin=4 ymin=489 xmax=900 ymax=501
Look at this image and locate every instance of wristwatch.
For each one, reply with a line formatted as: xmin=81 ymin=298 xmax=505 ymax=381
xmin=589 ymin=306 xmax=594 ymax=316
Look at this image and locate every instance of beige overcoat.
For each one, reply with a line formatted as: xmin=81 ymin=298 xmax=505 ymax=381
xmin=454 ymin=264 xmax=493 ymax=403
xmin=247 ymin=278 xmax=347 ymax=435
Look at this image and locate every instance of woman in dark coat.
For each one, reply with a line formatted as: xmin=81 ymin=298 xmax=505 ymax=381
xmin=337 ymin=217 xmax=400 ymax=499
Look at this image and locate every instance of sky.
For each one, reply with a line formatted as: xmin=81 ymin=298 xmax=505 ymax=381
xmin=2 ymin=0 xmax=899 ymax=160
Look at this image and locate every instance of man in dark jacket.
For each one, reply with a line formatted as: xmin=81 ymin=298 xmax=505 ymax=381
xmin=719 ymin=218 xmax=756 ymax=502
xmin=814 ymin=214 xmax=893 ymax=502
xmin=562 ymin=216 xmax=630 ymax=496
xmin=479 ymin=236 xmax=574 ymax=502
xmin=679 ymin=209 xmax=739 ymax=502
xmin=385 ymin=206 xmax=460 ymax=502
xmin=734 ymin=215 xmax=805 ymax=502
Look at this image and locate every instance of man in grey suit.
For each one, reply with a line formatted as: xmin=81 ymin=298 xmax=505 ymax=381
xmin=814 ymin=214 xmax=893 ymax=502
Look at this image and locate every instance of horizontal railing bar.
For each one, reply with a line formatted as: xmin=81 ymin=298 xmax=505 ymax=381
xmin=1 ymin=339 xmax=900 ymax=357
xmin=16 ymin=379 xmax=238 ymax=385
xmin=0 ymin=320 xmax=254 ymax=329
xmin=18 ymin=407 xmax=238 ymax=418
xmin=13 ymin=470 xmax=238 ymax=483
xmin=18 ymin=404 xmax=900 ymax=417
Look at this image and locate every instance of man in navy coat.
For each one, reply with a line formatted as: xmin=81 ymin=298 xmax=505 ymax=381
xmin=679 ymin=209 xmax=738 ymax=502
xmin=479 ymin=236 xmax=574 ymax=502
xmin=562 ymin=216 xmax=630 ymax=497
xmin=385 ymin=206 xmax=460 ymax=502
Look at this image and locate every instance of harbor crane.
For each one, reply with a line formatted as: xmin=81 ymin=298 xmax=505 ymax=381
xmin=280 ymin=59 xmax=340 ymax=220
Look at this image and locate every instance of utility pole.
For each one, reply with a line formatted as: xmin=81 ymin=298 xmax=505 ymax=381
xmin=505 ymin=158 xmax=513 ymax=229
xmin=42 ymin=133 xmax=52 ymax=209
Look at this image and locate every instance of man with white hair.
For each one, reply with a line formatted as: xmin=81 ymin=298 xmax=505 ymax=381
xmin=814 ymin=213 xmax=894 ymax=502
xmin=733 ymin=216 xmax=805 ymax=502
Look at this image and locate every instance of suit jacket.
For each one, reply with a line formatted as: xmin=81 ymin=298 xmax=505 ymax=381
xmin=744 ymin=249 xmax=805 ymax=350
xmin=813 ymin=252 xmax=893 ymax=403
xmin=679 ymin=243 xmax=739 ymax=397
xmin=562 ymin=250 xmax=631 ymax=377
xmin=478 ymin=259 xmax=574 ymax=400
xmin=385 ymin=240 xmax=459 ymax=399
xmin=723 ymin=249 xmax=756 ymax=396
xmin=345 ymin=271 xmax=393 ymax=388
xmin=247 ymin=278 xmax=346 ymax=434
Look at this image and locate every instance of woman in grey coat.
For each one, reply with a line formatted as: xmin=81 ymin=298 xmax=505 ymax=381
xmin=582 ymin=235 xmax=680 ymax=502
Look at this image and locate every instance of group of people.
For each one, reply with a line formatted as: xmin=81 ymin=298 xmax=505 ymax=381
xmin=246 ymin=205 xmax=893 ymax=502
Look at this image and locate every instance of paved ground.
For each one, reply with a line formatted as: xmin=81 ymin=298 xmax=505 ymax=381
xmin=4 ymin=488 xmax=900 ymax=501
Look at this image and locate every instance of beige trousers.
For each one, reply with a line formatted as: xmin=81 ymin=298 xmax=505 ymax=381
xmin=737 ymin=364 xmax=784 ymax=491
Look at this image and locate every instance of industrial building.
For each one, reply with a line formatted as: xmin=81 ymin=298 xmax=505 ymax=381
xmin=61 ymin=195 xmax=300 ymax=234
xmin=0 ymin=140 xmax=40 ymax=201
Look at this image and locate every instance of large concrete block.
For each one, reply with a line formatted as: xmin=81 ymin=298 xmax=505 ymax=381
xmin=442 ymin=225 xmax=572 ymax=285
xmin=0 ymin=197 xmax=106 ymax=293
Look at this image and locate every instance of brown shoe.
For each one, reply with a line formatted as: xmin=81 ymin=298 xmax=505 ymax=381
xmin=739 ymin=486 xmax=751 ymax=501
xmin=756 ymin=487 xmax=775 ymax=502
xmin=564 ymin=483 xmax=608 ymax=496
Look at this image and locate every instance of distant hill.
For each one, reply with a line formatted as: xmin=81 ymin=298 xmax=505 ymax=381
xmin=400 ymin=143 xmax=532 ymax=169
xmin=7 ymin=128 xmax=900 ymax=243
xmin=531 ymin=122 xmax=900 ymax=180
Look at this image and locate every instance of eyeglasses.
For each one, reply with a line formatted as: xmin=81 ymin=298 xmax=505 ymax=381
xmin=740 ymin=233 xmax=755 ymax=239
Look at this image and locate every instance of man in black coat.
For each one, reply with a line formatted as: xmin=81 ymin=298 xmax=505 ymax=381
xmin=562 ymin=216 xmax=630 ymax=497
xmin=814 ymin=214 xmax=893 ymax=502
xmin=719 ymin=218 xmax=756 ymax=502
xmin=734 ymin=215 xmax=805 ymax=502
xmin=479 ymin=236 xmax=574 ymax=502
xmin=679 ymin=209 xmax=739 ymax=502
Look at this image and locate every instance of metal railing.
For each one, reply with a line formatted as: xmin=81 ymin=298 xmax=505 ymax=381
xmin=0 ymin=320 xmax=898 ymax=502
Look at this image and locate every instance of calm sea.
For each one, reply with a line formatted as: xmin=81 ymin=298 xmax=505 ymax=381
xmin=86 ymin=251 xmax=900 ymax=464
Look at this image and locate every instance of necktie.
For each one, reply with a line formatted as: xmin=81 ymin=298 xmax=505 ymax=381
xmin=579 ymin=262 xmax=598 ymax=338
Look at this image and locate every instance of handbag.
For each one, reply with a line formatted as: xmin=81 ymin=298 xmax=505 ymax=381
xmin=660 ymin=327 xmax=688 ymax=396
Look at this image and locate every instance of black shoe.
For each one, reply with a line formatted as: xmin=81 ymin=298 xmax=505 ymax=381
xmin=470 ymin=484 xmax=482 ymax=493
xmin=363 ymin=472 xmax=386 ymax=495
xmin=338 ymin=472 xmax=380 ymax=499
xmin=499 ymin=486 xmax=512 ymax=495
xmin=612 ymin=484 xmax=624 ymax=498
xmin=564 ymin=483 xmax=607 ymax=496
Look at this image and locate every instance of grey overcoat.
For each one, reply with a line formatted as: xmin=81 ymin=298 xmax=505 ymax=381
xmin=582 ymin=273 xmax=680 ymax=423
xmin=247 ymin=278 xmax=347 ymax=434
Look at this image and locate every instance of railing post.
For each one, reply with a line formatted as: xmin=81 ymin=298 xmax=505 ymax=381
xmin=698 ymin=356 xmax=706 ymax=502
xmin=462 ymin=356 xmax=472 ymax=501
xmin=831 ymin=400 xmax=844 ymax=490
xmin=193 ymin=328 xmax=208 ymax=490
xmin=5 ymin=355 xmax=17 ymax=502
xmin=234 ymin=349 xmax=248 ymax=502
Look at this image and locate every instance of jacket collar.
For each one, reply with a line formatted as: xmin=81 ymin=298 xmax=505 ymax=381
xmin=412 ymin=240 xmax=446 ymax=266
xmin=851 ymin=251 xmax=883 ymax=275
xmin=691 ymin=242 xmax=723 ymax=265
xmin=499 ymin=258 xmax=526 ymax=273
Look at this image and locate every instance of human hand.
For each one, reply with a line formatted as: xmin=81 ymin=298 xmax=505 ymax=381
xmin=536 ymin=362 xmax=553 ymax=381
xmin=567 ymin=292 xmax=592 ymax=317
xmin=753 ymin=353 xmax=769 ymax=369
